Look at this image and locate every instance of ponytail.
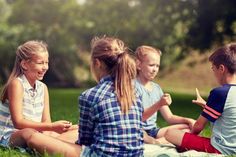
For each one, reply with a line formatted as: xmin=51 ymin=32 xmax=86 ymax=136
xmin=91 ymin=36 xmax=137 ymax=113
xmin=112 ymin=52 xmax=136 ymax=113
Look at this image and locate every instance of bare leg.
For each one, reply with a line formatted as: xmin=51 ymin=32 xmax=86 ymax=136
xmin=9 ymin=128 xmax=37 ymax=147
xmin=143 ymin=130 xmax=160 ymax=144
xmin=157 ymin=124 xmax=189 ymax=138
xmin=165 ymin=128 xmax=185 ymax=146
xmin=43 ymin=125 xmax=78 ymax=143
xmin=154 ymin=124 xmax=189 ymax=144
xmin=42 ymin=131 xmax=60 ymax=138
xmin=57 ymin=129 xmax=78 ymax=143
xmin=27 ymin=132 xmax=81 ymax=157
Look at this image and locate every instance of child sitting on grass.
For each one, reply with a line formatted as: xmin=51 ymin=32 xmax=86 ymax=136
xmin=0 ymin=40 xmax=81 ymax=157
xmin=77 ymin=36 xmax=144 ymax=156
xmin=135 ymin=45 xmax=195 ymax=144
xmin=165 ymin=43 xmax=236 ymax=155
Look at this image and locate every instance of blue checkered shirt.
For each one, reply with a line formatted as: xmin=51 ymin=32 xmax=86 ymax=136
xmin=77 ymin=76 xmax=144 ymax=157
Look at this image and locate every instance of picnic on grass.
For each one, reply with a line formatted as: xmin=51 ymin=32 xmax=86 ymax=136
xmin=0 ymin=37 xmax=235 ymax=157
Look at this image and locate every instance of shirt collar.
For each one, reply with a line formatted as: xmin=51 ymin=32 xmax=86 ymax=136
xmin=99 ymin=75 xmax=114 ymax=84
xmin=20 ymin=74 xmax=39 ymax=92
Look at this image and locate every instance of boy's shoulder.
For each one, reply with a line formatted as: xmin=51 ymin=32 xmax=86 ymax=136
xmin=210 ymin=85 xmax=233 ymax=96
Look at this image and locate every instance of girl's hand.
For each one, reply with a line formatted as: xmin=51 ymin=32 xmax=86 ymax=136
xmin=192 ymin=88 xmax=206 ymax=108
xmin=159 ymin=93 xmax=172 ymax=106
xmin=68 ymin=124 xmax=78 ymax=130
xmin=51 ymin=120 xmax=72 ymax=133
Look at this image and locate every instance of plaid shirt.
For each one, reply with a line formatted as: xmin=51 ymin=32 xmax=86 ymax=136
xmin=77 ymin=76 xmax=144 ymax=157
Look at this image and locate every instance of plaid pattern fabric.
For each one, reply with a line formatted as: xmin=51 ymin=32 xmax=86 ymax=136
xmin=77 ymin=76 xmax=144 ymax=157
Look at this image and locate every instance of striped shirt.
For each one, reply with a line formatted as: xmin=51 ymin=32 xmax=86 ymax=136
xmin=201 ymin=84 xmax=236 ymax=155
xmin=0 ymin=74 xmax=45 ymax=143
xmin=77 ymin=76 xmax=144 ymax=157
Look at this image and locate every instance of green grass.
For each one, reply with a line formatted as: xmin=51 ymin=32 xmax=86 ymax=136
xmin=156 ymin=91 xmax=211 ymax=136
xmin=0 ymin=88 xmax=210 ymax=156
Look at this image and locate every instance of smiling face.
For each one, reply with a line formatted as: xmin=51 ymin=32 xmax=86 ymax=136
xmin=137 ymin=51 xmax=160 ymax=82
xmin=22 ymin=51 xmax=49 ymax=86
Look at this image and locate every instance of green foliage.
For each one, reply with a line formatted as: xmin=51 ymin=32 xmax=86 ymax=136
xmin=186 ymin=0 xmax=236 ymax=50
xmin=0 ymin=0 xmax=236 ymax=86
xmin=0 ymin=0 xmax=80 ymax=87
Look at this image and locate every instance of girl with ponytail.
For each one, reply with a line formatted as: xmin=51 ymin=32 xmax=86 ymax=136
xmin=77 ymin=36 xmax=144 ymax=156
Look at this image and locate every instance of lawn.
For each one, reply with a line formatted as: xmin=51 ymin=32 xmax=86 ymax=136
xmin=0 ymin=88 xmax=210 ymax=156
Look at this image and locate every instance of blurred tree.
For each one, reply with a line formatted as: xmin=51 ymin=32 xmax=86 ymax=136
xmin=186 ymin=0 xmax=236 ymax=50
xmin=74 ymin=0 xmax=196 ymax=66
xmin=1 ymin=0 xmax=236 ymax=86
xmin=5 ymin=0 xmax=81 ymax=86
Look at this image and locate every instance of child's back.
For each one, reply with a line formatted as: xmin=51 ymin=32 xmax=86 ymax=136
xmin=79 ymin=76 xmax=143 ymax=155
xmin=78 ymin=36 xmax=144 ymax=156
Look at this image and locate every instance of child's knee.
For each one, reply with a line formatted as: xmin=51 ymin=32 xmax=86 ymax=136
xmin=26 ymin=131 xmax=40 ymax=147
xmin=20 ymin=128 xmax=38 ymax=140
xmin=165 ymin=128 xmax=174 ymax=140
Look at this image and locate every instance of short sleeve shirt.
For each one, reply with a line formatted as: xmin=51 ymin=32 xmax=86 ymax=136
xmin=135 ymin=79 xmax=164 ymax=130
xmin=201 ymin=84 xmax=236 ymax=155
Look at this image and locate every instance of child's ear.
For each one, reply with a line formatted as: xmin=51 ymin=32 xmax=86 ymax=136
xmin=136 ymin=59 xmax=141 ymax=70
xmin=94 ymin=58 xmax=102 ymax=68
xmin=95 ymin=58 xmax=108 ymax=71
xmin=218 ymin=64 xmax=226 ymax=73
xmin=20 ymin=60 xmax=28 ymax=71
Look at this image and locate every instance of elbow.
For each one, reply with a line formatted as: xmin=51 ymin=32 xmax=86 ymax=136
xmin=142 ymin=112 xmax=149 ymax=121
xmin=165 ymin=116 xmax=175 ymax=124
xmin=13 ymin=123 xmax=22 ymax=129
xmin=142 ymin=116 xmax=147 ymax=122
xmin=12 ymin=119 xmax=24 ymax=129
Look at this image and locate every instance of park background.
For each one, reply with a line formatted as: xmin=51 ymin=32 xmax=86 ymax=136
xmin=0 ymin=0 xmax=236 ymax=156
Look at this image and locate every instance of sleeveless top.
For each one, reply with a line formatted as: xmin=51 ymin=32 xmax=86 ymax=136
xmin=0 ymin=75 xmax=45 ymax=141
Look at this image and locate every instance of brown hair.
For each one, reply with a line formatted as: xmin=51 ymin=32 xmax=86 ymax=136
xmin=91 ymin=36 xmax=136 ymax=113
xmin=209 ymin=43 xmax=236 ymax=74
xmin=1 ymin=40 xmax=48 ymax=102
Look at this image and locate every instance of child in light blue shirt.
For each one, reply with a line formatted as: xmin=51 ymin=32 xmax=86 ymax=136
xmin=135 ymin=45 xmax=195 ymax=144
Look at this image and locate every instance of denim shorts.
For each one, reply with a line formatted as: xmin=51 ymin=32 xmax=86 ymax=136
xmin=0 ymin=135 xmax=28 ymax=153
xmin=145 ymin=127 xmax=160 ymax=138
xmin=0 ymin=135 xmax=11 ymax=147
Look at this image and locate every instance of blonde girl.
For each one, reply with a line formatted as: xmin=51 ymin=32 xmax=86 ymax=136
xmin=0 ymin=40 xmax=81 ymax=157
xmin=135 ymin=45 xmax=195 ymax=144
xmin=77 ymin=36 xmax=144 ymax=156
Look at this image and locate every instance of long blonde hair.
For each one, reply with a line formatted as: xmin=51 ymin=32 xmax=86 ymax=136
xmin=91 ymin=36 xmax=136 ymax=113
xmin=1 ymin=40 xmax=48 ymax=102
